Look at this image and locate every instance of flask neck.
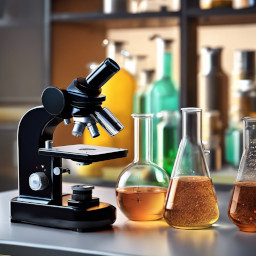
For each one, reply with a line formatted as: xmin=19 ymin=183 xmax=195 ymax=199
xmin=243 ymin=119 xmax=256 ymax=151
xmin=182 ymin=109 xmax=202 ymax=144
xmin=133 ymin=114 xmax=153 ymax=163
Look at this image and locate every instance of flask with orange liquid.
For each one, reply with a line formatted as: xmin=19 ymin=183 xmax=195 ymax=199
xmin=228 ymin=117 xmax=256 ymax=232
xmin=116 ymin=114 xmax=169 ymax=221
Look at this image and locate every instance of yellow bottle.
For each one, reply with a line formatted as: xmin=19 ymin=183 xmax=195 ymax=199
xmin=80 ymin=40 xmax=136 ymax=178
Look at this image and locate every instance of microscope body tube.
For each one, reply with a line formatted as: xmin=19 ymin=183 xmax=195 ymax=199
xmin=42 ymin=58 xmax=122 ymax=138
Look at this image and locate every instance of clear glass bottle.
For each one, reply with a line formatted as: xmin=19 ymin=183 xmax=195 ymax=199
xmin=228 ymin=117 xmax=256 ymax=232
xmin=147 ymin=35 xmax=179 ymax=162
xmin=116 ymin=114 xmax=169 ymax=221
xmin=157 ymin=110 xmax=180 ymax=176
xmin=164 ymin=108 xmax=219 ymax=229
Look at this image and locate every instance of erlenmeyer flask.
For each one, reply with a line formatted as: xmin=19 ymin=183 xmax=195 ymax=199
xmin=228 ymin=117 xmax=256 ymax=232
xmin=164 ymin=108 xmax=219 ymax=229
xmin=116 ymin=114 xmax=169 ymax=221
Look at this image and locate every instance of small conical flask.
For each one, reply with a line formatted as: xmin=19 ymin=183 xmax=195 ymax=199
xmin=228 ymin=117 xmax=256 ymax=232
xmin=116 ymin=114 xmax=169 ymax=221
xmin=164 ymin=108 xmax=219 ymax=229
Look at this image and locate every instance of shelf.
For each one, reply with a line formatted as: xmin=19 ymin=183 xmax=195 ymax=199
xmin=51 ymin=11 xmax=180 ymax=28
xmin=187 ymin=6 xmax=256 ymax=25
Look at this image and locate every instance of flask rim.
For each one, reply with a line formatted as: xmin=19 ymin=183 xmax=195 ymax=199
xmin=131 ymin=113 xmax=154 ymax=118
xmin=241 ymin=116 xmax=256 ymax=121
xmin=181 ymin=107 xmax=202 ymax=113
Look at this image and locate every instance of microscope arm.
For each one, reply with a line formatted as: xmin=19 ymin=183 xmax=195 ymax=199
xmin=18 ymin=106 xmax=63 ymax=204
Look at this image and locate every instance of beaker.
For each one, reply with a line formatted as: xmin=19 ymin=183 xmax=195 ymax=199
xmin=116 ymin=114 xmax=169 ymax=221
xmin=164 ymin=108 xmax=219 ymax=229
xmin=228 ymin=117 xmax=256 ymax=232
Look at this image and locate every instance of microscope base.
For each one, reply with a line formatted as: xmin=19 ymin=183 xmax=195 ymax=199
xmin=10 ymin=195 xmax=116 ymax=232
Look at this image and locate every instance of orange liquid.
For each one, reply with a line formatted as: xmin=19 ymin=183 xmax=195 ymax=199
xmin=116 ymin=187 xmax=167 ymax=221
xmin=164 ymin=176 xmax=219 ymax=229
xmin=228 ymin=181 xmax=256 ymax=232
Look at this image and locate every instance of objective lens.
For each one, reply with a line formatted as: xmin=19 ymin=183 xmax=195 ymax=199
xmin=72 ymin=122 xmax=86 ymax=137
xmin=93 ymin=107 xmax=124 ymax=136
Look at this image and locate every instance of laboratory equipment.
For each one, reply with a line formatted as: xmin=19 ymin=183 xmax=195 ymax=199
xmin=164 ymin=108 xmax=219 ymax=229
xmin=157 ymin=110 xmax=180 ymax=175
xmin=147 ymin=35 xmax=179 ymax=162
xmin=116 ymin=113 xmax=169 ymax=221
xmin=134 ymin=69 xmax=155 ymax=114
xmin=202 ymin=110 xmax=222 ymax=171
xmin=200 ymin=0 xmax=232 ymax=9
xmin=10 ymin=59 xmax=128 ymax=232
xmin=233 ymin=0 xmax=255 ymax=9
xmin=228 ymin=117 xmax=256 ymax=232
xmin=199 ymin=47 xmax=229 ymax=152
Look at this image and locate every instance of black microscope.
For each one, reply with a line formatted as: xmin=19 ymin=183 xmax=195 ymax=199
xmin=10 ymin=58 xmax=128 ymax=232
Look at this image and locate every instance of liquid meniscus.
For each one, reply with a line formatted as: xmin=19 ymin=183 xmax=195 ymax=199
xmin=116 ymin=187 xmax=167 ymax=221
xmin=164 ymin=176 xmax=219 ymax=229
xmin=228 ymin=181 xmax=256 ymax=232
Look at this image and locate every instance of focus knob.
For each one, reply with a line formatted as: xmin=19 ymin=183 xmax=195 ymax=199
xmin=29 ymin=172 xmax=49 ymax=191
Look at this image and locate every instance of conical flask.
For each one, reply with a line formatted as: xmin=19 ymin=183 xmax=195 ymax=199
xmin=164 ymin=108 xmax=219 ymax=229
xmin=116 ymin=114 xmax=169 ymax=221
xmin=228 ymin=117 xmax=256 ymax=232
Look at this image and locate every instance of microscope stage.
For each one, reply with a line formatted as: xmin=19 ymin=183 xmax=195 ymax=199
xmin=39 ymin=144 xmax=128 ymax=164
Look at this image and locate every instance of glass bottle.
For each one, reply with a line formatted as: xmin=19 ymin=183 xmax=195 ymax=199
xmin=200 ymin=0 xmax=232 ymax=9
xmin=164 ymin=108 xmax=219 ymax=229
xmin=202 ymin=110 xmax=222 ymax=171
xmin=199 ymin=47 xmax=229 ymax=154
xmin=147 ymin=35 xmax=179 ymax=162
xmin=228 ymin=117 xmax=256 ymax=232
xmin=82 ymin=40 xmax=136 ymax=177
xmin=233 ymin=0 xmax=255 ymax=9
xmin=225 ymin=51 xmax=255 ymax=168
xmin=157 ymin=110 xmax=180 ymax=176
xmin=225 ymin=107 xmax=243 ymax=168
xmin=134 ymin=69 xmax=155 ymax=114
xmin=116 ymin=114 xmax=169 ymax=221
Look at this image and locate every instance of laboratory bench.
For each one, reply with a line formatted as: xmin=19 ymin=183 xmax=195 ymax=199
xmin=0 ymin=183 xmax=255 ymax=256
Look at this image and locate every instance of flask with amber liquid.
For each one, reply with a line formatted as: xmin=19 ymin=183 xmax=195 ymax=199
xmin=164 ymin=108 xmax=219 ymax=229
xmin=116 ymin=114 xmax=169 ymax=221
xmin=228 ymin=117 xmax=256 ymax=232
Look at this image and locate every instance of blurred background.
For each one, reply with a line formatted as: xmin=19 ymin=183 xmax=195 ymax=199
xmin=1 ymin=0 xmax=256 ymax=191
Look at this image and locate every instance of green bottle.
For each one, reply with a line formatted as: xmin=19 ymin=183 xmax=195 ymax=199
xmin=133 ymin=69 xmax=155 ymax=113
xmin=225 ymin=108 xmax=243 ymax=168
xmin=157 ymin=111 xmax=180 ymax=175
xmin=147 ymin=35 xmax=179 ymax=162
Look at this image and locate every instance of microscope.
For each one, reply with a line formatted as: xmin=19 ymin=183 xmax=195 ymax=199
xmin=10 ymin=58 xmax=128 ymax=232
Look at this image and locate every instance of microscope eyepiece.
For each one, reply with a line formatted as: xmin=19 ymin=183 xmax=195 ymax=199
xmin=85 ymin=58 xmax=120 ymax=89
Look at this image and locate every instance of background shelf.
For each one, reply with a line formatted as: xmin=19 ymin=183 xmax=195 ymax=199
xmin=51 ymin=11 xmax=180 ymax=29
